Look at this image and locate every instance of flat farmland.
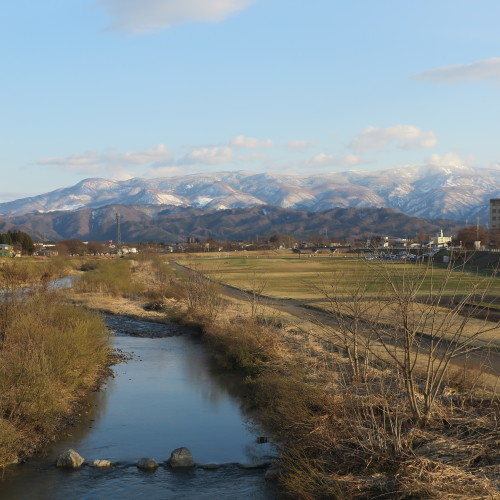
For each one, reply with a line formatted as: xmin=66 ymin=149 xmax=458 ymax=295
xmin=178 ymin=254 xmax=500 ymax=302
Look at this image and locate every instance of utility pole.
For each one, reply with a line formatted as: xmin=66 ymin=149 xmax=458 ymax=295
xmin=115 ymin=212 xmax=122 ymax=247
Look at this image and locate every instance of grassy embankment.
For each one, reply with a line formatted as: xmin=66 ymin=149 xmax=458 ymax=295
xmin=0 ymin=260 xmax=110 ymax=467
xmin=178 ymin=253 xmax=500 ymax=498
xmin=68 ymin=253 xmax=499 ymax=498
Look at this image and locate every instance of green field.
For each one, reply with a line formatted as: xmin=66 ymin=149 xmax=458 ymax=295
xmin=178 ymin=254 xmax=500 ymax=302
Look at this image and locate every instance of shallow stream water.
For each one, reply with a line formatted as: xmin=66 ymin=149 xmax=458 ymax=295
xmin=0 ymin=316 xmax=278 ymax=499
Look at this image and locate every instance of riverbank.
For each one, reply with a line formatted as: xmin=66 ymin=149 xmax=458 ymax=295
xmin=66 ymin=257 xmax=499 ymax=498
xmin=0 ymin=286 xmax=111 ymax=468
xmin=1 ymin=315 xmax=276 ymax=500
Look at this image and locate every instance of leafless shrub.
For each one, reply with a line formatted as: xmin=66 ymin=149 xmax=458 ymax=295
xmin=371 ymin=254 xmax=499 ymax=422
xmin=311 ymin=272 xmax=377 ymax=382
xmin=180 ymin=264 xmax=225 ymax=325
xmin=245 ymin=272 xmax=269 ymax=319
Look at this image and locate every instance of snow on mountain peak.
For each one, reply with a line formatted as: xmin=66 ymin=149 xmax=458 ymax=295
xmin=0 ymin=165 xmax=498 ymax=221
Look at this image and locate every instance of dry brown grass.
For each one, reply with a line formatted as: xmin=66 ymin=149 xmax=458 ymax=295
xmin=0 ymin=290 xmax=110 ymax=467
xmin=315 ymin=299 xmax=500 ymax=348
xmin=65 ymin=256 xmax=500 ymax=498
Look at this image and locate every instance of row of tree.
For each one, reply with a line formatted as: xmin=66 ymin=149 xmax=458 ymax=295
xmin=0 ymin=230 xmax=35 ymax=255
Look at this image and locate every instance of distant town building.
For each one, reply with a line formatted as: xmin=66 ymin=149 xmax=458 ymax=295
xmin=33 ymin=243 xmax=58 ymax=257
xmin=120 ymin=246 xmax=138 ymax=255
xmin=379 ymin=236 xmax=409 ymax=248
xmin=0 ymin=244 xmax=14 ymax=257
xmin=38 ymin=248 xmax=59 ymax=257
xmin=490 ymin=198 xmax=500 ymax=247
xmin=430 ymin=230 xmax=452 ymax=248
xmin=490 ymin=199 xmax=500 ymax=231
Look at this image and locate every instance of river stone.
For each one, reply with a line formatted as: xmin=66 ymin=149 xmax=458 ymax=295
xmin=137 ymin=457 xmax=159 ymax=470
xmin=90 ymin=459 xmax=113 ymax=468
xmin=201 ymin=463 xmax=220 ymax=470
xmin=169 ymin=447 xmax=194 ymax=468
xmin=56 ymin=449 xmax=84 ymax=468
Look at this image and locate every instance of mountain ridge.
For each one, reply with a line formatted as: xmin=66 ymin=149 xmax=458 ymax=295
xmin=0 ymin=204 xmax=463 ymax=242
xmin=1 ymin=165 xmax=498 ymax=222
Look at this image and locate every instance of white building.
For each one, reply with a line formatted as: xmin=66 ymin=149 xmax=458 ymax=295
xmin=430 ymin=230 xmax=452 ymax=248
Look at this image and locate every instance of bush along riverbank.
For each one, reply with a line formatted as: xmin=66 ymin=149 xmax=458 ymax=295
xmin=68 ymin=256 xmax=500 ymax=499
xmin=0 ymin=263 xmax=110 ymax=467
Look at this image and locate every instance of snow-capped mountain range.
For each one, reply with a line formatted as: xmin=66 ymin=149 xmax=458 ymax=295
xmin=1 ymin=165 xmax=499 ymax=222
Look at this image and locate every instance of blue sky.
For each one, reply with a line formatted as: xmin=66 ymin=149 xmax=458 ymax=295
xmin=1 ymin=0 xmax=499 ymax=201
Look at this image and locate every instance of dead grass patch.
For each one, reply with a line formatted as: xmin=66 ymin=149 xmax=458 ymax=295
xmin=63 ymin=255 xmax=500 ymax=498
xmin=0 ymin=291 xmax=110 ymax=466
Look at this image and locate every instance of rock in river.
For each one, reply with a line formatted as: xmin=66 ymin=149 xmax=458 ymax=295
xmin=201 ymin=463 xmax=221 ymax=470
xmin=136 ymin=457 xmax=159 ymax=470
xmin=169 ymin=447 xmax=194 ymax=468
xmin=55 ymin=449 xmax=84 ymax=469
xmin=90 ymin=459 xmax=113 ymax=468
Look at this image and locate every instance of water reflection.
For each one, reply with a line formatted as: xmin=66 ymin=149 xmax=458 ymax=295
xmin=0 ymin=316 xmax=277 ymax=500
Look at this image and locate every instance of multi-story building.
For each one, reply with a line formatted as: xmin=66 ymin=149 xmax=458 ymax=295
xmin=490 ymin=199 xmax=500 ymax=231
xmin=489 ymin=199 xmax=500 ymax=247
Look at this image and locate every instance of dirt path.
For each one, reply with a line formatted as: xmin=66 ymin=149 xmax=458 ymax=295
xmin=170 ymin=261 xmax=500 ymax=379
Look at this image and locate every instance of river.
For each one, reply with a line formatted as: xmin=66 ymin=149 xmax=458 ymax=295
xmin=0 ymin=316 xmax=278 ymax=499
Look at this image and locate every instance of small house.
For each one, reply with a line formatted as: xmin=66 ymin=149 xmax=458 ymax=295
xmin=0 ymin=244 xmax=14 ymax=257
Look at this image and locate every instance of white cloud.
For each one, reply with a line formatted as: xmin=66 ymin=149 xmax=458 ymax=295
xmin=307 ymin=153 xmax=364 ymax=167
xmin=351 ymin=125 xmax=437 ymax=153
xmin=427 ymin=152 xmax=471 ymax=167
xmin=146 ymin=165 xmax=183 ymax=177
xmin=286 ymin=139 xmax=316 ymax=150
xmin=249 ymin=152 xmax=268 ymax=159
xmin=38 ymin=153 xmax=100 ymax=169
xmin=231 ymin=135 xmax=274 ymax=149
xmin=98 ymin=0 xmax=254 ymax=34
xmin=120 ymin=144 xmax=171 ymax=164
xmin=415 ymin=57 xmax=500 ymax=84
xmin=37 ymin=144 xmax=172 ymax=176
xmin=182 ymin=146 xmax=234 ymax=165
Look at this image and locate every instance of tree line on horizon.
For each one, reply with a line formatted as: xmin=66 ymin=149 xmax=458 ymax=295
xmin=0 ymin=225 xmax=494 ymax=257
xmin=0 ymin=230 xmax=35 ymax=255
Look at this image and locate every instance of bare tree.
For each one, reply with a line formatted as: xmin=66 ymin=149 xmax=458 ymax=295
xmin=312 ymin=271 xmax=378 ymax=382
xmin=181 ymin=263 xmax=224 ymax=325
xmin=311 ymin=253 xmax=499 ymax=423
xmin=246 ymin=272 xmax=268 ymax=319
xmin=368 ymin=255 xmax=498 ymax=422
